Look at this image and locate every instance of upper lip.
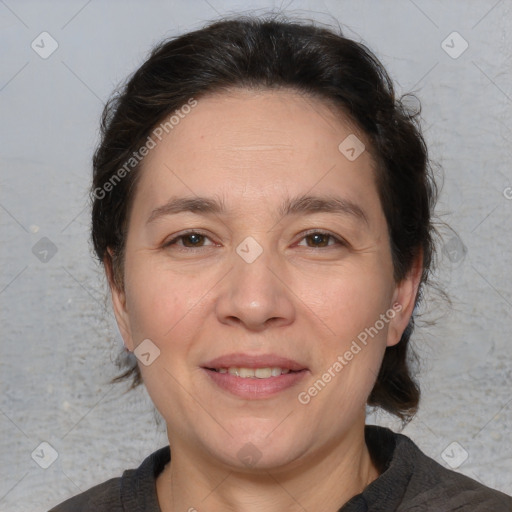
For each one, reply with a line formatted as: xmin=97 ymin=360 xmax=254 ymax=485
xmin=202 ymin=353 xmax=308 ymax=371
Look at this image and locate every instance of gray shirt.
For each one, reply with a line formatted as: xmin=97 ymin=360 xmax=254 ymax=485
xmin=48 ymin=425 xmax=512 ymax=511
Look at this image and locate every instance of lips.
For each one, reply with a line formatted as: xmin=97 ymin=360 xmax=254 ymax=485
xmin=202 ymin=353 xmax=307 ymax=372
xmin=201 ymin=353 xmax=309 ymax=399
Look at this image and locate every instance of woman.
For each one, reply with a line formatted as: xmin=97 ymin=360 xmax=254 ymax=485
xmin=50 ymin=14 xmax=511 ymax=512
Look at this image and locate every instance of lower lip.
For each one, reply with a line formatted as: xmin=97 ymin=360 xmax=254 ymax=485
xmin=202 ymin=368 xmax=308 ymax=399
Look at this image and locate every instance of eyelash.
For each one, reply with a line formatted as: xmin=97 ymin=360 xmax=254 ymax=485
xmin=163 ymin=229 xmax=347 ymax=250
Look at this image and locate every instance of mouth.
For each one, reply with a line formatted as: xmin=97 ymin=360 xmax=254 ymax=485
xmin=205 ymin=366 xmax=301 ymax=378
xmin=201 ymin=353 xmax=309 ymax=399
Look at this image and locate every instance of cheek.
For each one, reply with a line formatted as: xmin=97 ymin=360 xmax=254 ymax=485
xmin=123 ymin=257 xmax=203 ymax=343
xmin=298 ymin=266 xmax=393 ymax=397
xmin=296 ymin=264 xmax=393 ymax=342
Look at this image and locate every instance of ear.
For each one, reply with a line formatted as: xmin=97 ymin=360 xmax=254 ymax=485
xmin=386 ymin=250 xmax=423 ymax=347
xmin=104 ymin=248 xmax=135 ymax=352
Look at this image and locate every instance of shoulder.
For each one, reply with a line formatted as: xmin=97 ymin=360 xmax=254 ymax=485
xmin=48 ymin=446 xmax=170 ymax=512
xmin=47 ymin=475 xmax=125 ymax=512
xmin=362 ymin=426 xmax=511 ymax=511
xmin=393 ymin=431 xmax=512 ymax=511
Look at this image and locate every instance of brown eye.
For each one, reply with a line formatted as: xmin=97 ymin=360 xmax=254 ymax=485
xmin=164 ymin=231 xmax=214 ymax=249
xmin=305 ymin=233 xmax=330 ymax=247
xmin=297 ymin=231 xmax=345 ymax=248
xmin=180 ymin=233 xmax=206 ymax=247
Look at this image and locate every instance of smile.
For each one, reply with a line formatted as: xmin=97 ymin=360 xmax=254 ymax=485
xmin=210 ymin=367 xmax=293 ymax=378
xmin=202 ymin=367 xmax=308 ymax=399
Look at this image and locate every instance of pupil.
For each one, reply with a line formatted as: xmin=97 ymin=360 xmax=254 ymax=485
xmin=186 ymin=234 xmax=202 ymax=246
xmin=310 ymin=234 xmax=326 ymax=247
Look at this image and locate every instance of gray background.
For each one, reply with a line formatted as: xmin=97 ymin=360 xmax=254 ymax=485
xmin=1 ymin=1 xmax=511 ymax=510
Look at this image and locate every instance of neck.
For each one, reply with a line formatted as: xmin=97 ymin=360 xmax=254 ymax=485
xmin=156 ymin=421 xmax=378 ymax=512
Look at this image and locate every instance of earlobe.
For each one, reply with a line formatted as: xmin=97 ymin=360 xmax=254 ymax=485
xmin=104 ymin=249 xmax=134 ymax=352
xmin=386 ymin=250 xmax=423 ymax=347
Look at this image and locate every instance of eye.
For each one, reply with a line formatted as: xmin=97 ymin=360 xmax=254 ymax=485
xmin=162 ymin=230 xmax=346 ymax=251
xmin=163 ymin=231 xmax=215 ymax=249
xmin=296 ymin=230 xmax=346 ymax=248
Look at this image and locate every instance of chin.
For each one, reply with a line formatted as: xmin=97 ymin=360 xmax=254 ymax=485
xmin=203 ymin=424 xmax=309 ymax=472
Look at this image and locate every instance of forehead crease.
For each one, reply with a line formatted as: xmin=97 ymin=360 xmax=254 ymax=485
xmin=216 ymin=143 xmax=294 ymax=151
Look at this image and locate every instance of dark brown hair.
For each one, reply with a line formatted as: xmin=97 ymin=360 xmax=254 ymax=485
xmin=91 ymin=13 xmax=440 ymax=421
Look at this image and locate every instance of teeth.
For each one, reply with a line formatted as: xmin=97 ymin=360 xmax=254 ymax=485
xmin=217 ymin=367 xmax=292 ymax=378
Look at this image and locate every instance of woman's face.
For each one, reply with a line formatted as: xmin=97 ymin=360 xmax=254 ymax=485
xmin=111 ymin=89 xmax=419 ymax=470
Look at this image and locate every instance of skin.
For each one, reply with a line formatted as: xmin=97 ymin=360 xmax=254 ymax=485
xmin=108 ymin=88 xmax=423 ymax=512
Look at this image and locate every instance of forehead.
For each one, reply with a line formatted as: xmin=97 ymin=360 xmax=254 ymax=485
xmin=134 ymin=88 xmax=380 ymax=218
xmin=155 ymin=88 xmax=364 ymax=155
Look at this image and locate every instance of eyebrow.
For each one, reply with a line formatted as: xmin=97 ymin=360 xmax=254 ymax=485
xmin=146 ymin=194 xmax=369 ymax=227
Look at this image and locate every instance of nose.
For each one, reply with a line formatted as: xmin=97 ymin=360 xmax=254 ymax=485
xmin=214 ymin=241 xmax=296 ymax=332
